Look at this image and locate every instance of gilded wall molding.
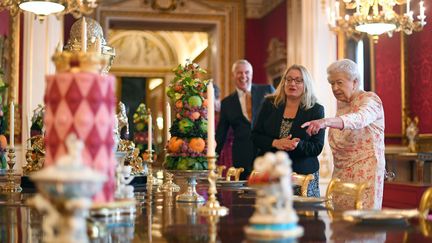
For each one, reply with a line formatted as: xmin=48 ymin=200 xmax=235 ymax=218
xmin=8 ymin=13 xmax=20 ymax=104
xmin=96 ymin=0 xmax=244 ymax=98
xmin=246 ymin=0 xmax=284 ymax=19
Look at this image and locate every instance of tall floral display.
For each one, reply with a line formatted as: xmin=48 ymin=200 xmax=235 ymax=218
xmin=133 ymin=103 xmax=152 ymax=158
xmin=165 ymin=62 xmax=209 ymax=170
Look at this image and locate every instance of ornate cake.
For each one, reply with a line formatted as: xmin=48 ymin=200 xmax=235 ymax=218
xmin=44 ymin=49 xmax=116 ymax=203
xmin=245 ymin=151 xmax=303 ymax=240
xmin=165 ymin=61 xmax=209 ymax=170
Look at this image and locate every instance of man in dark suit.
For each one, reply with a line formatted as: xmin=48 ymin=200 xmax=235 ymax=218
xmin=216 ymin=59 xmax=274 ymax=179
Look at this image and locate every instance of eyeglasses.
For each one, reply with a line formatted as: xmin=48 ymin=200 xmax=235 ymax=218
xmin=285 ymin=77 xmax=304 ymax=85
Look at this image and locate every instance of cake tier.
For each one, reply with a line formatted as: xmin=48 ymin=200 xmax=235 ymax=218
xmin=44 ymin=72 xmax=116 ymax=203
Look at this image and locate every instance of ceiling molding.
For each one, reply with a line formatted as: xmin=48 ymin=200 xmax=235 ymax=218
xmin=246 ymin=0 xmax=284 ymax=19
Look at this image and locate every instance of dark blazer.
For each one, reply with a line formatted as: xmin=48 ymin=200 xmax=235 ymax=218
xmin=216 ymin=84 xmax=274 ymax=177
xmin=252 ymin=97 xmax=325 ymax=174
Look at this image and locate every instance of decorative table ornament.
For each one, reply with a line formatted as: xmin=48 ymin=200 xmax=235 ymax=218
xmin=158 ymin=170 xmax=180 ymax=192
xmin=29 ymin=134 xmax=107 ymax=243
xmin=0 ymin=147 xmax=22 ymax=192
xmin=168 ymin=170 xmax=208 ymax=202
xmin=406 ymin=116 xmax=419 ymax=152
xmin=244 ymin=151 xmax=303 ymax=241
xmin=115 ymin=165 xmax=135 ymax=200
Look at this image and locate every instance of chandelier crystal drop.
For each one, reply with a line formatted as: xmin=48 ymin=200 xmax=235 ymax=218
xmin=328 ymin=0 xmax=427 ymax=42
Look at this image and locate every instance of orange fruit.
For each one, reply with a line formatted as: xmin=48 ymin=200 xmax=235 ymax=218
xmin=0 ymin=135 xmax=7 ymax=149
xmin=168 ymin=137 xmax=183 ymax=153
xmin=189 ymin=138 xmax=205 ymax=153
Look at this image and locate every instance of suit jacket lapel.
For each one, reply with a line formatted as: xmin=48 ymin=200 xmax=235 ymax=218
xmin=273 ymin=103 xmax=285 ymax=137
xmin=232 ymin=92 xmax=250 ymax=124
xmin=291 ymin=106 xmax=304 ymax=137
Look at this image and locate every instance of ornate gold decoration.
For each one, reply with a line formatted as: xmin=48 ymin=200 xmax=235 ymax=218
xmin=216 ymin=165 xmax=226 ymax=178
xmin=225 ymin=167 xmax=244 ymax=181
xmin=1 ymin=0 xmax=98 ymax=19
xmin=405 ymin=116 xmax=419 ymax=152
xmin=265 ymin=38 xmax=286 ymax=87
xmin=328 ymin=0 xmax=427 ymax=42
xmin=127 ymin=148 xmax=144 ymax=175
xmin=158 ymin=171 xmax=180 ymax=192
xmin=64 ymin=18 xmax=115 ymax=73
xmin=97 ymin=0 xmax=245 ymax=98
xmin=52 ymin=50 xmax=108 ymax=73
xmin=0 ymin=1 xmax=20 ymax=16
xmin=145 ymin=0 xmax=184 ymax=11
xmin=0 ymin=147 xmax=22 ymax=192
xmin=292 ymin=172 xmax=314 ymax=197
xmin=23 ymin=135 xmax=45 ymax=175
xmin=325 ymin=178 xmax=368 ymax=210
xmin=116 ymin=102 xmax=129 ymax=136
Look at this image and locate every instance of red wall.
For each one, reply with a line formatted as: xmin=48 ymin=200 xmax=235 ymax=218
xmin=375 ymin=1 xmax=432 ymax=142
xmin=407 ymin=1 xmax=432 ymax=133
xmin=246 ymin=1 xmax=287 ymax=84
xmin=0 ymin=11 xmax=9 ymax=35
xmin=375 ymin=34 xmax=402 ymax=138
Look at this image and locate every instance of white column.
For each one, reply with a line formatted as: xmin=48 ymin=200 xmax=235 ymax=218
xmin=287 ymin=0 xmax=337 ymax=181
xmin=21 ymin=13 xmax=62 ymax=172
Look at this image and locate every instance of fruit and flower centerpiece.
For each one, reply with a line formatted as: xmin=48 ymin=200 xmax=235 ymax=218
xmin=133 ymin=103 xmax=155 ymax=161
xmin=165 ymin=61 xmax=210 ymax=171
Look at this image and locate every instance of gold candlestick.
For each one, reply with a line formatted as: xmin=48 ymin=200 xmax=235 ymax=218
xmin=1 ymin=147 xmax=22 ymax=192
xmin=207 ymin=215 xmax=220 ymax=243
xmin=198 ymin=156 xmax=228 ymax=216
xmin=145 ymin=149 xmax=155 ymax=186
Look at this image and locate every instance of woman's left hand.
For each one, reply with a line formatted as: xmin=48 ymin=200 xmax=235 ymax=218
xmin=301 ymin=118 xmax=327 ymax=136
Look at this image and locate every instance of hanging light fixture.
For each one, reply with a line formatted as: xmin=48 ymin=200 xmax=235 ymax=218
xmin=328 ymin=0 xmax=427 ymax=42
xmin=0 ymin=0 xmax=99 ymax=19
xmin=19 ymin=0 xmax=65 ymax=16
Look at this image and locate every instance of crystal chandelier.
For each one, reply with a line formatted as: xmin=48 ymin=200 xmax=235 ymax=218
xmin=328 ymin=0 xmax=427 ymax=42
xmin=0 ymin=0 xmax=99 ymax=19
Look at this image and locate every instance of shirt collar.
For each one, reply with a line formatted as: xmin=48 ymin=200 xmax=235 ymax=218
xmin=236 ymin=87 xmax=251 ymax=96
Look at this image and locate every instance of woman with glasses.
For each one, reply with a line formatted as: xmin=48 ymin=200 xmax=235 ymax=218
xmin=302 ymin=59 xmax=385 ymax=209
xmin=252 ymin=64 xmax=324 ymax=197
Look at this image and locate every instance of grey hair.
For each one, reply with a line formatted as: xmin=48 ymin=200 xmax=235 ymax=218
xmin=327 ymin=59 xmax=362 ymax=89
xmin=232 ymin=59 xmax=253 ymax=73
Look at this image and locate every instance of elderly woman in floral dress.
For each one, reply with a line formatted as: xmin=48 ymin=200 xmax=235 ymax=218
xmin=302 ymin=59 xmax=385 ymax=209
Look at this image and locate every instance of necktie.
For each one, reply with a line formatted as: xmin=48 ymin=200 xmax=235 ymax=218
xmin=245 ymin=92 xmax=252 ymax=121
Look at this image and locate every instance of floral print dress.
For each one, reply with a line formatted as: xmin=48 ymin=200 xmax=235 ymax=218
xmin=329 ymin=91 xmax=386 ymax=209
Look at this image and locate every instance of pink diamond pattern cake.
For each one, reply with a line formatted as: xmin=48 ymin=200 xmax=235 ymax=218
xmin=44 ymin=72 xmax=116 ymax=203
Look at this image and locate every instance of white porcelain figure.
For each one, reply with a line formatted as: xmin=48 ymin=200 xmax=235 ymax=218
xmin=244 ymin=151 xmax=303 ymax=240
xmin=115 ymin=165 xmax=135 ymax=199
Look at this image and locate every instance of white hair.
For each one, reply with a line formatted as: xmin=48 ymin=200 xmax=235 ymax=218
xmin=327 ymin=59 xmax=362 ymax=89
xmin=232 ymin=59 xmax=253 ymax=73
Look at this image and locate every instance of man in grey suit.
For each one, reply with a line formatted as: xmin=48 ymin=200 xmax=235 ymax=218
xmin=216 ymin=59 xmax=274 ymax=179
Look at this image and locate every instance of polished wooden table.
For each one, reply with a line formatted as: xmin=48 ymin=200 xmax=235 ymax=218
xmin=1 ymin=184 xmax=432 ymax=242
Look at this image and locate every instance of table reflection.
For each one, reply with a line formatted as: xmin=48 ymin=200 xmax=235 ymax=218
xmin=1 ymin=186 xmax=432 ymax=242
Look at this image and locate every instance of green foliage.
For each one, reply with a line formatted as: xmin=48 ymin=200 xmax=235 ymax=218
xmin=166 ymin=61 xmax=210 ymax=103
xmin=165 ymin=156 xmax=208 ymax=170
xmin=170 ymin=118 xmax=207 ymax=139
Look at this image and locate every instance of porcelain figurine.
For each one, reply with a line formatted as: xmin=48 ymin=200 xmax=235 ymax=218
xmin=244 ymin=151 xmax=303 ymax=240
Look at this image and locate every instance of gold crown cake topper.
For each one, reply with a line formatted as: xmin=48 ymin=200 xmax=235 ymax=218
xmin=52 ymin=49 xmax=109 ymax=73
xmin=57 ymin=17 xmax=115 ymax=73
